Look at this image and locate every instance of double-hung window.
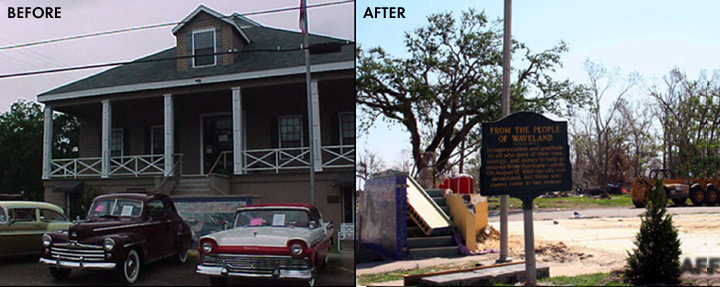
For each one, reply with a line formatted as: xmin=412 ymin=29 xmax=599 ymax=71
xmin=279 ymin=116 xmax=303 ymax=158
xmin=339 ymin=112 xmax=355 ymax=146
xmin=193 ymin=29 xmax=216 ymax=67
xmin=111 ymin=129 xmax=124 ymax=157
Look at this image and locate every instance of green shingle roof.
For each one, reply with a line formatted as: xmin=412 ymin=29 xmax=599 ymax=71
xmin=39 ymin=19 xmax=353 ymax=97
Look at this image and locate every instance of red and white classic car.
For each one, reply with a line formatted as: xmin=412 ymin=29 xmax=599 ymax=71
xmin=195 ymin=204 xmax=333 ymax=286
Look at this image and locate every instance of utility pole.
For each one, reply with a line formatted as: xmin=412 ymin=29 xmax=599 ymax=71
xmin=496 ymin=0 xmax=513 ymax=265
xmin=301 ymin=0 xmax=316 ymax=206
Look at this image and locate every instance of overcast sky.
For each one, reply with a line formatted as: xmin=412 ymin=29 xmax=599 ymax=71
xmin=0 ymin=0 xmax=354 ymax=112
xmin=357 ymin=0 xmax=720 ymax=172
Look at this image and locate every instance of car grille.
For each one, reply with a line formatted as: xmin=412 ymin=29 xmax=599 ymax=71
xmin=203 ymin=254 xmax=309 ymax=274
xmin=50 ymin=242 xmax=106 ymax=262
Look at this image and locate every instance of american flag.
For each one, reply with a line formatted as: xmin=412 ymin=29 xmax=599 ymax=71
xmin=299 ymin=0 xmax=307 ymax=35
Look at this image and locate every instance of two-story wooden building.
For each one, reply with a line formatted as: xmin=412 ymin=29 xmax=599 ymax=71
xmin=37 ymin=5 xmax=354 ymax=237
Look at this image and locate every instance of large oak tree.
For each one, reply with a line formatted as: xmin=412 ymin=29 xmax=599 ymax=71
xmin=357 ymin=9 xmax=589 ymax=174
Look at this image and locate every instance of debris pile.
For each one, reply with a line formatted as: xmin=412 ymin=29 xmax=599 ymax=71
xmin=534 ymin=241 xmax=594 ymax=263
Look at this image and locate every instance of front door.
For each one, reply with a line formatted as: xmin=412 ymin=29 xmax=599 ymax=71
xmin=202 ymin=115 xmax=233 ymax=174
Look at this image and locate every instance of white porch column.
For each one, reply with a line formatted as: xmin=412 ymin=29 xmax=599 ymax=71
xmin=164 ymin=94 xmax=174 ymax=176
xmin=232 ymin=87 xmax=244 ymax=175
xmin=310 ymin=80 xmax=323 ymax=172
xmin=101 ymin=100 xmax=112 ymax=178
xmin=42 ymin=106 xmax=53 ymax=180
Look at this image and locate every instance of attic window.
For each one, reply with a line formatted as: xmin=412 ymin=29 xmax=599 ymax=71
xmin=192 ymin=29 xmax=216 ymax=67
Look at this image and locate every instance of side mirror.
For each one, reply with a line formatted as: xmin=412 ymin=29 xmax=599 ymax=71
xmin=308 ymin=221 xmax=317 ymax=229
xmin=7 ymin=219 xmax=15 ymax=226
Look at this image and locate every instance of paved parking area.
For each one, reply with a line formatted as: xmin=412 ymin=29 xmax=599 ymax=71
xmin=0 ymin=251 xmax=354 ymax=286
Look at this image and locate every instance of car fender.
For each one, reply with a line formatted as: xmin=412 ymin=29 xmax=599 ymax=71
xmin=110 ymin=232 xmax=147 ymax=263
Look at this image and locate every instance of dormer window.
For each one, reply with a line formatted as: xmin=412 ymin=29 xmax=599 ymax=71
xmin=192 ymin=29 xmax=216 ymax=67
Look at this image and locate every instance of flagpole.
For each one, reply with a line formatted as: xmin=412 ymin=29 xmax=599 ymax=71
xmin=301 ymin=0 xmax=316 ymax=206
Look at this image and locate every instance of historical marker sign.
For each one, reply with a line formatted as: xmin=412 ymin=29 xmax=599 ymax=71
xmin=480 ymin=112 xmax=572 ymax=204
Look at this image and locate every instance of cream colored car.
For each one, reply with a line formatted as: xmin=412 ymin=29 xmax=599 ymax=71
xmin=0 ymin=201 xmax=71 ymax=256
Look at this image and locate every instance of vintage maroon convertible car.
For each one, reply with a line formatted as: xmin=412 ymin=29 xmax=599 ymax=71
xmin=196 ymin=204 xmax=334 ymax=286
xmin=39 ymin=193 xmax=192 ymax=284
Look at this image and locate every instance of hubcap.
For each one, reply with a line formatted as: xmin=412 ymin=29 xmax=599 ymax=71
xmin=695 ymin=191 xmax=705 ymax=202
xmin=126 ymin=253 xmax=138 ymax=279
xmin=709 ymin=191 xmax=718 ymax=202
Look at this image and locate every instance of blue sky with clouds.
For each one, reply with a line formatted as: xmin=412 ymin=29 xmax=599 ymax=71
xmin=357 ymin=0 xmax=720 ymax=170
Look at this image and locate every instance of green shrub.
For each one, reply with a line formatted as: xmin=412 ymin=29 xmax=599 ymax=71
xmin=625 ymin=178 xmax=682 ymax=285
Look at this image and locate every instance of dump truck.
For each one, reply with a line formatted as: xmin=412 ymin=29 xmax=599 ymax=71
xmin=631 ymin=169 xmax=720 ymax=208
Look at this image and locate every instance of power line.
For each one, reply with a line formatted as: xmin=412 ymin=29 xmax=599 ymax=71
xmin=0 ymin=42 xmax=352 ymax=79
xmin=0 ymin=0 xmax=354 ymax=52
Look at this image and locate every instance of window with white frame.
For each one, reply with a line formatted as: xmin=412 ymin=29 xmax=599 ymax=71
xmin=151 ymin=126 xmax=164 ymax=155
xmin=111 ymin=129 xmax=124 ymax=157
xmin=279 ymin=116 xmax=303 ymax=158
xmin=193 ymin=29 xmax=216 ymax=67
xmin=339 ymin=112 xmax=354 ymax=145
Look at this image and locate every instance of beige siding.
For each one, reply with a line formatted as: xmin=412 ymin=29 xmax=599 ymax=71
xmin=175 ymin=11 xmax=245 ymax=71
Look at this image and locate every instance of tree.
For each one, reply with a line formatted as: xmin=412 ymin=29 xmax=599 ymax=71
xmin=571 ymin=60 xmax=639 ymax=189
xmin=618 ymin=99 xmax=658 ymax=178
xmin=625 ymin=178 xmax=682 ymax=285
xmin=356 ymin=149 xmax=386 ymax=186
xmin=0 ymin=100 xmax=79 ymax=200
xmin=357 ymin=9 xmax=589 ymax=175
xmin=650 ymin=68 xmax=720 ymax=178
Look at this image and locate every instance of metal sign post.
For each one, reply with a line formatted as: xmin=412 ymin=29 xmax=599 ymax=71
xmin=498 ymin=0 xmax=513 ymax=264
xmin=479 ymin=112 xmax=572 ymax=286
xmin=523 ymin=199 xmax=537 ymax=285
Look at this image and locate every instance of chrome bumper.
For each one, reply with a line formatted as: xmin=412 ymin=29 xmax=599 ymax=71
xmin=39 ymin=257 xmax=116 ymax=270
xmin=196 ymin=264 xmax=313 ymax=280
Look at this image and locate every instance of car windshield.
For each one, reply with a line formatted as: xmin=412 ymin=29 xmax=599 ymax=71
xmin=88 ymin=198 xmax=143 ymax=218
xmin=235 ymin=208 xmax=310 ymax=228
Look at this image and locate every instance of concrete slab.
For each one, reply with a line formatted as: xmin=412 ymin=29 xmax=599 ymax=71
xmin=419 ymin=263 xmax=550 ymax=286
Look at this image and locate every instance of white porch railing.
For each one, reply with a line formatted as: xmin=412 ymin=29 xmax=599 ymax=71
xmin=50 ymin=154 xmax=182 ymax=178
xmin=320 ymin=145 xmax=355 ymax=168
xmin=50 ymin=157 xmax=102 ymax=178
xmin=241 ymin=144 xmax=355 ymax=173
xmin=109 ymin=154 xmax=165 ymax=177
xmin=243 ymin=147 xmax=311 ymax=173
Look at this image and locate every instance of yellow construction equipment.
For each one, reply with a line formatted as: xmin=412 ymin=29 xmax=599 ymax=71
xmin=631 ymin=169 xmax=719 ymax=207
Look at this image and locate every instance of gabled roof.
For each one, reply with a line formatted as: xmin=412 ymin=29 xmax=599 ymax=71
xmin=38 ymin=10 xmax=353 ymax=102
xmin=171 ymin=5 xmax=253 ymax=43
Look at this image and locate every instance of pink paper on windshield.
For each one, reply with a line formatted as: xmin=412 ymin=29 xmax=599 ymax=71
xmin=94 ymin=205 xmax=105 ymax=212
xmin=249 ymin=218 xmax=263 ymax=226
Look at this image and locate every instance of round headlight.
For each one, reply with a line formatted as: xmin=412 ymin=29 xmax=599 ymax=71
xmin=42 ymin=234 xmax=52 ymax=247
xmin=103 ymin=238 xmax=115 ymax=251
xmin=202 ymin=242 xmax=213 ymax=254
xmin=290 ymin=243 xmax=303 ymax=255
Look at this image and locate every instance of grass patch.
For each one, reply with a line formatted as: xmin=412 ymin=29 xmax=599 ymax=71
xmin=356 ymin=263 xmax=474 ymax=285
xmin=540 ymin=272 xmax=628 ymax=286
xmin=488 ymin=194 xmax=633 ymax=210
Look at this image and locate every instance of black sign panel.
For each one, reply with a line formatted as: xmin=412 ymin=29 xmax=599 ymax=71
xmin=480 ymin=112 xmax=572 ymax=203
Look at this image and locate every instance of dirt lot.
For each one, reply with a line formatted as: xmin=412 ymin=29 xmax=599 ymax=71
xmin=357 ymin=208 xmax=720 ymax=286
xmin=495 ymin=213 xmax=720 ymax=276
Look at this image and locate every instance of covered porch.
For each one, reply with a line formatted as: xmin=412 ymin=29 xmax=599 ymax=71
xmin=41 ymin=77 xmax=355 ymax=180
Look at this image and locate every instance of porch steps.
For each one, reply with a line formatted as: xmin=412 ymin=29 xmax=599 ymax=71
xmin=405 ymin=188 xmax=461 ymax=259
xmin=173 ymin=177 xmax=210 ymax=195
